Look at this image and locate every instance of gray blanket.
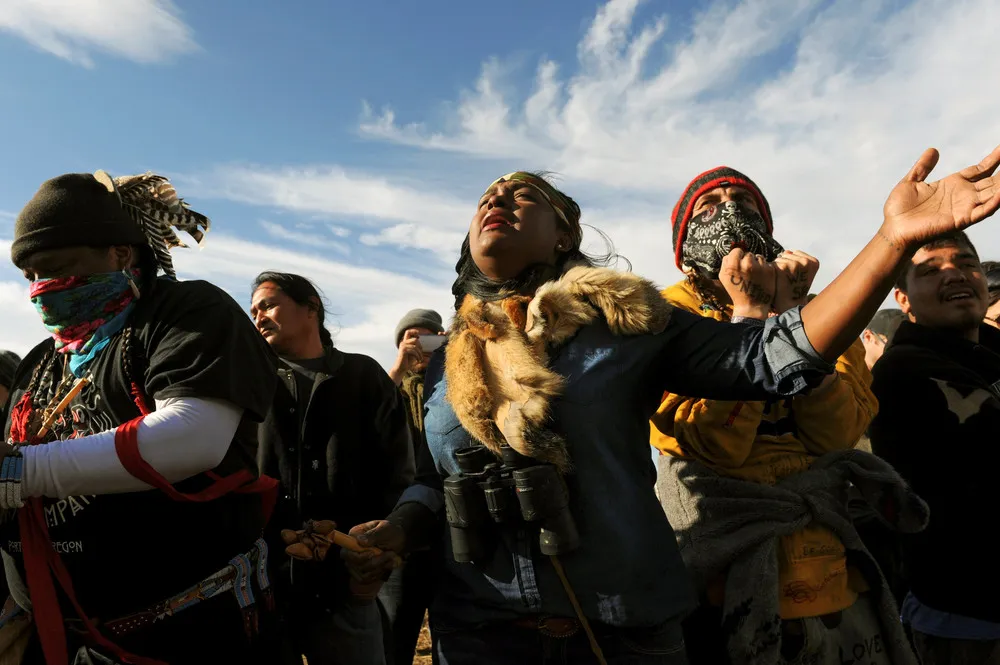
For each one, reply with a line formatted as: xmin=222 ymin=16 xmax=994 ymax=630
xmin=657 ymin=449 xmax=928 ymax=665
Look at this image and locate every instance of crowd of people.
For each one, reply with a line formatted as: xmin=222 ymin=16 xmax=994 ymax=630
xmin=0 ymin=141 xmax=998 ymax=665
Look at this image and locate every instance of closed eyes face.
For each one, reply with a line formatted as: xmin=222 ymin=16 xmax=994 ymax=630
xmin=469 ymin=179 xmax=570 ymax=282
xmin=692 ymin=185 xmax=761 ymax=218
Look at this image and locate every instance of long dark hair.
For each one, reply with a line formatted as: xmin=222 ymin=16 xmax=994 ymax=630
xmin=450 ymin=172 xmax=626 ymax=310
xmin=252 ymin=271 xmax=334 ymax=346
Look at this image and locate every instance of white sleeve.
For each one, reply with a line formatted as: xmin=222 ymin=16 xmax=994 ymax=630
xmin=21 ymin=396 xmax=243 ymax=499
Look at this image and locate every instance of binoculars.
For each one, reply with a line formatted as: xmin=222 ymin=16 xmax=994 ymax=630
xmin=443 ymin=445 xmax=580 ymax=563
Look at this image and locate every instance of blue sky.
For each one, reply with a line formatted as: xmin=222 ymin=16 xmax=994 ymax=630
xmin=2 ymin=0 xmax=999 ymax=369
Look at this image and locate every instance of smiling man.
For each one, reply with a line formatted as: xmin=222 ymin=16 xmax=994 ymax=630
xmin=869 ymin=230 xmax=1000 ymax=664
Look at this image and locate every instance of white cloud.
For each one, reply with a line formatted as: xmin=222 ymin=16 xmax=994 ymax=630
xmin=0 ymin=0 xmax=198 ymax=67
xmin=259 ymin=220 xmax=351 ymax=255
xmin=0 ymin=280 xmax=43 ymax=357
xmin=6 ymin=0 xmax=999 ymax=375
xmin=359 ymin=224 xmax=464 ymax=259
xmin=357 ymin=0 xmax=1000 ymax=294
xmin=199 ymin=164 xmax=473 ymax=233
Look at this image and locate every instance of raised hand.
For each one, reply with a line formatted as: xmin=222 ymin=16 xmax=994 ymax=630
xmin=719 ymin=248 xmax=776 ymax=320
xmin=388 ymin=329 xmax=426 ymax=385
xmin=882 ymin=144 xmax=1000 ymax=250
xmin=772 ymin=250 xmax=820 ymax=314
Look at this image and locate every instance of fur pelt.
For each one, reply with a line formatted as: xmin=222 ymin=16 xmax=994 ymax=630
xmin=445 ymin=265 xmax=672 ymax=470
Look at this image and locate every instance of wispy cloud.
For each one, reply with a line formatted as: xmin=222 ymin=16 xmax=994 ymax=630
xmin=359 ymin=223 xmax=464 ymax=259
xmin=356 ymin=0 xmax=1000 ymax=293
xmin=11 ymin=0 xmax=996 ymax=372
xmin=201 ymin=164 xmax=471 ymax=228
xmin=259 ymin=221 xmax=351 ymax=255
xmin=0 ymin=0 xmax=198 ymax=68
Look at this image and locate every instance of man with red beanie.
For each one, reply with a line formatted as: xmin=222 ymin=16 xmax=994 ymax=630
xmin=652 ymin=167 xmax=915 ymax=664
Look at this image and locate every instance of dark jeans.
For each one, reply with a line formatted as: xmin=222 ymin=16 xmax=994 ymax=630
xmin=271 ymin=599 xmax=386 ymax=665
xmin=379 ymin=550 xmax=440 ymax=665
xmin=911 ymin=631 xmax=1000 ymax=665
xmin=435 ymin=619 xmax=688 ymax=665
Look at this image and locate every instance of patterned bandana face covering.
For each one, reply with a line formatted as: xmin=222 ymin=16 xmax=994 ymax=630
xmin=30 ymin=269 xmax=140 ymax=377
xmin=486 ymin=172 xmax=583 ymax=249
xmin=681 ymin=200 xmax=784 ymax=279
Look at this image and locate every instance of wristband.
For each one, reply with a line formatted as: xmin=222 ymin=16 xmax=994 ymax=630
xmin=0 ymin=448 xmax=24 ymax=510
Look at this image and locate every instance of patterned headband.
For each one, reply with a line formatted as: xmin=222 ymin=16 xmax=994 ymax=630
xmin=486 ymin=172 xmax=583 ymax=247
xmin=94 ymin=170 xmax=211 ymax=280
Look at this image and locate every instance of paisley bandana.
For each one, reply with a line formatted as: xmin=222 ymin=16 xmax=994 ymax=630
xmin=486 ymin=172 xmax=583 ymax=249
xmin=30 ymin=270 xmax=139 ymax=377
xmin=681 ymin=201 xmax=784 ymax=278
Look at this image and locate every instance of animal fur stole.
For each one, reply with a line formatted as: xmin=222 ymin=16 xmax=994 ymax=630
xmin=445 ymin=265 xmax=672 ymax=470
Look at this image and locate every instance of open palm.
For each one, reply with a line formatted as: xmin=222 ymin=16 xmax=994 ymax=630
xmin=884 ymin=145 xmax=1000 ymax=248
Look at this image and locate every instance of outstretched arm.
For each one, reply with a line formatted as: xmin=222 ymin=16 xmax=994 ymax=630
xmin=802 ymin=145 xmax=1000 ymax=361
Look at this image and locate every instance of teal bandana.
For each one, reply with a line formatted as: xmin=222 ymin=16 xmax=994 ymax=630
xmin=30 ymin=270 xmax=139 ymax=377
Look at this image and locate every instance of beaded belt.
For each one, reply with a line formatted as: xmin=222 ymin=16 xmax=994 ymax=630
xmin=101 ymin=537 xmax=272 ymax=638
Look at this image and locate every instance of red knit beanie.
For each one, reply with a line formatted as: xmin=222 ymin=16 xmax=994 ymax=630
xmin=670 ymin=167 xmax=773 ymax=270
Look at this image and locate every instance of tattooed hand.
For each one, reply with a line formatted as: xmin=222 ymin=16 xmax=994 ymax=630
xmin=772 ymin=250 xmax=820 ymax=313
xmin=720 ymin=249 xmax=776 ymax=320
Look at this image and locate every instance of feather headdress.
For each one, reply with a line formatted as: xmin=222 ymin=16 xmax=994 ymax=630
xmin=93 ymin=170 xmax=210 ymax=279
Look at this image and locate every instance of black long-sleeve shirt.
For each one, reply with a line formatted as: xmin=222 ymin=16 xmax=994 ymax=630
xmin=870 ymin=321 xmax=1000 ymax=623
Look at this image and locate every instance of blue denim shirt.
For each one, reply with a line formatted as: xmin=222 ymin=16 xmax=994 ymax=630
xmin=396 ymin=306 xmax=832 ymax=629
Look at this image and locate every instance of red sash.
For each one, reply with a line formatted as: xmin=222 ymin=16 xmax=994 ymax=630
xmin=12 ymin=391 xmax=278 ymax=665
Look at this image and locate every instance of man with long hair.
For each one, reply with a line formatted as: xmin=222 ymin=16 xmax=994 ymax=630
xmin=251 ymin=271 xmax=414 ymax=665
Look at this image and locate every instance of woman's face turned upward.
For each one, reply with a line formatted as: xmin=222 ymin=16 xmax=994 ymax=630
xmin=469 ymin=178 xmax=569 ymax=281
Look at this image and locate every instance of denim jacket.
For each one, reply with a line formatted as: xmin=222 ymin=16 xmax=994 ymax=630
xmin=395 ymin=306 xmax=833 ymax=629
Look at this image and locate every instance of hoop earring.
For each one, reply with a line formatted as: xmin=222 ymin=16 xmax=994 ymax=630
xmin=123 ymin=268 xmax=140 ymax=299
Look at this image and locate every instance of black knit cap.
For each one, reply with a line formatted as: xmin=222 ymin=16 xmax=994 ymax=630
xmin=670 ymin=166 xmax=773 ymax=270
xmin=10 ymin=173 xmax=147 ymax=268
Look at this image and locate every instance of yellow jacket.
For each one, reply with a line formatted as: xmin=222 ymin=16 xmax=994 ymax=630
xmin=651 ymin=279 xmax=878 ymax=618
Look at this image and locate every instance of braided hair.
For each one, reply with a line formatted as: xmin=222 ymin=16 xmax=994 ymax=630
xmin=684 ymin=269 xmax=731 ymax=315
